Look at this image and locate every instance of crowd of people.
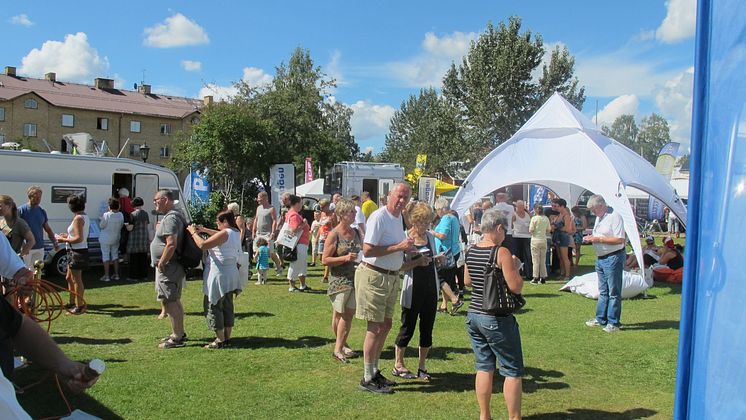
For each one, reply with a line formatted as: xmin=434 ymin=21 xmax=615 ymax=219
xmin=1 ymin=181 xmax=658 ymax=420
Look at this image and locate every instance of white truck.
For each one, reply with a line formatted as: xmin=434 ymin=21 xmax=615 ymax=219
xmin=0 ymin=149 xmax=188 ymax=276
xmin=324 ymin=161 xmax=405 ymax=204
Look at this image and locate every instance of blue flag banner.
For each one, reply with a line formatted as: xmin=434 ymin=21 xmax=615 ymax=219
xmin=529 ymin=184 xmax=548 ymax=210
xmin=183 ymin=169 xmax=210 ymax=206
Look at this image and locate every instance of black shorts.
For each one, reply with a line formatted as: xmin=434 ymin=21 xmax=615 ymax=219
xmin=68 ymin=248 xmax=89 ymax=270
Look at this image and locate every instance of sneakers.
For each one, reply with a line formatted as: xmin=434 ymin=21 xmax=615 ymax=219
xmin=111 ymin=275 xmax=120 ymax=281
xmin=585 ymin=319 xmax=602 ymax=327
xmin=530 ymin=278 xmax=539 ymax=284
xmin=299 ymin=285 xmax=311 ymax=292
xmin=256 ymin=280 xmax=263 ymax=285
xmin=359 ymin=377 xmax=393 ymax=394
xmin=539 ymin=278 xmax=546 ymax=284
xmin=288 ymin=287 xmax=300 ymax=292
xmin=373 ymin=371 xmax=397 ymax=388
xmin=276 ymin=267 xmax=285 ymax=276
xmin=603 ymin=324 xmax=620 ymax=333
xmin=99 ymin=275 xmax=110 ymax=282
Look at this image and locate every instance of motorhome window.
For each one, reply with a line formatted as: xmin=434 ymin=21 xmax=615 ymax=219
xmin=24 ymin=99 xmax=37 ymax=109
xmin=23 ymin=123 xmax=37 ymax=137
xmin=160 ymin=124 xmax=171 ymax=135
xmin=51 ymin=187 xmax=87 ymax=203
xmin=97 ymin=118 xmax=109 ymax=130
xmin=160 ymin=146 xmax=170 ymax=158
xmin=0 ymin=134 xmax=5 ymax=143
xmin=0 ymin=107 xmax=5 ymax=121
xmin=61 ymin=114 xmax=74 ymax=127
xmin=130 ymin=121 xmax=141 ymax=133
xmin=129 ymin=144 xmax=141 ymax=157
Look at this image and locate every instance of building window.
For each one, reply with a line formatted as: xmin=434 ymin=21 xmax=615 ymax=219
xmin=0 ymin=134 xmax=5 ymax=143
xmin=160 ymin=146 xmax=170 ymax=158
xmin=129 ymin=143 xmax=141 ymax=157
xmin=160 ymin=123 xmax=171 ymax=135
xmin=62 ymin=114 xmax=74 ymax=127
xmin=0 ymin=107 xmax=5 ymax=121
xmin=97 ymin=118 xmax=109 ymax=130
xmin=130 ymin=121 xmax=141 ymax=133
xmin=24 ymin=99 xmax=38 ymax=109
xmin=23 ymin=123 xmax=37 ymax=137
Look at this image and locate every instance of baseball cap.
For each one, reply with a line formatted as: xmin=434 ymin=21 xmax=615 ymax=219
xmin=663 ymin=236 xmax=675 ymax=248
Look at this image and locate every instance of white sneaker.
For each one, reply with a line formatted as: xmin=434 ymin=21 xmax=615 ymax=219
xmin=585 ymin=319 xmax=601 ymax=327
xmin=276 ymin=267 xmax=284 ymax=276
xmin=255 ymin=280 xmax=263 ymax=285
xmin=100 ymin=275 xmax=110 ymax=282
xmin=603 ymin=324 xmax=620 ymax=333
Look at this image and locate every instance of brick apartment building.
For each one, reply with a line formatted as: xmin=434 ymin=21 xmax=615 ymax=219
xmin=0 ymin=66 xmax=210 ymax=164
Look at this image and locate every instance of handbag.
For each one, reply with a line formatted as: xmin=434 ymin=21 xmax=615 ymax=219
xmin=482 ymin=246 xmax=526 ymax=315
xmin=277 ymin=244 xmax=297 ymax=262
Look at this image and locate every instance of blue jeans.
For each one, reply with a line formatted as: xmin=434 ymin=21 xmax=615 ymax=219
xmin=594 ymin=249 xmax=625 ymax=327
xmin=465 ymin=312 xmax=524 ymax=377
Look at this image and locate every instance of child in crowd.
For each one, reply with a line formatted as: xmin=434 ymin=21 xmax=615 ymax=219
xmin=310 ymin=210 xmax=321 ymax=267
xmin=98 ymin=197 xmax=124 ymax=282
xmin=255 ymin=237 xmax=270 ymax=285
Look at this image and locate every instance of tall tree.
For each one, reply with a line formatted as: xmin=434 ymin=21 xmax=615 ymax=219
xmin=381 ymin=88 xmax=468 ymax=177
xmin=602 ymin=114 xmax=639 ymax=151
xmin=442 ymin=17 xmax=585 ymax=150
xmin=637 ymin=113 xmax=671 ymax=164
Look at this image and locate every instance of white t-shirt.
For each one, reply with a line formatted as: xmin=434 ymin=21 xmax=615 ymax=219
xmin=361 ymin=206 xmax=406 ymax=271
xmin=494 ymin=202 xmax=515 ymax=234
xmin=512 ymin=212 xmax=531 ymax=238
xmin=592 ymin=210 xmax=626 ymax=256
xmin=99 ymin=211 xmax=124 ymax=245
xmin=351 ymin=205 xmax=366 ymax=229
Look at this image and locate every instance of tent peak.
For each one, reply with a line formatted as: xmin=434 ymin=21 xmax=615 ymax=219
xmin=521 ymin=93 xmax=599 ymax=132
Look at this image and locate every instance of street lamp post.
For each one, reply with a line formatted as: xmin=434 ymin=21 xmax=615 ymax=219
xmin=139 ymin=142 xmax=150 ymax=163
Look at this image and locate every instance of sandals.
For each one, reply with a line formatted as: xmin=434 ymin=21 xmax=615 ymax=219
xmin=342 ymin=348 xmax=359 ymax=358
xmin=417 ymin=368 xmax=432 ymax=381
xmin=392 ymin=367 xmax=416 ymax=379
xmin=332 ymin=352 xmax=349 ymax=364
xmin=450 ymin=300 xmax=464 ymax=315
xmin=204 ymin=339 xmax=225 ymax=350
xmin=159 ymin=337 xmax=186 ymax=349
xmin=160 ymin=333 xmax=187 ymax=343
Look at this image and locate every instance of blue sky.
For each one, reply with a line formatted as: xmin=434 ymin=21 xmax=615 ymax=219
xmin=2 ymin=0 xmax=696 ymax=153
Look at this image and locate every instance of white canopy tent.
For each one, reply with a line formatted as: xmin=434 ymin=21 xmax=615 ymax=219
xmin=296 ymin=178 xmax=324 ymax=196
xmin=451 ymin=93 xmax=688 ymax=270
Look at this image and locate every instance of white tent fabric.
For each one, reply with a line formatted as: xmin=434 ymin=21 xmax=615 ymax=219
xmin=296 ymin=178 xmax=324 ymax=196
xmin=451 ymin=93 xmax=688 ymax=270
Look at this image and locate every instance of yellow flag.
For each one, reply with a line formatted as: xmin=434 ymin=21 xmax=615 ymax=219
xmin=416 ymin=154 xmax=427 ymax=171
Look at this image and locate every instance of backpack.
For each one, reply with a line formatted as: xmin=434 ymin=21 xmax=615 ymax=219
xmin=170 ymin=211 xmax=202 ymax=268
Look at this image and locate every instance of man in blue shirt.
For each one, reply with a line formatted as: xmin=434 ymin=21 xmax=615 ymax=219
xmin=18 ymin=186 xmax=59 ymax=269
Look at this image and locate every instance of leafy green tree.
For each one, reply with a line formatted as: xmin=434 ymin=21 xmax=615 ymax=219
xmin=637 ymin=113 xmax=671 ymax=164
xmin=602 ymin=114 xmax=639 ymax=151
xmin=381 ymin=88 xmax=468 ymax=177
xmin=442 ymin=17 xmax=585 ymax=150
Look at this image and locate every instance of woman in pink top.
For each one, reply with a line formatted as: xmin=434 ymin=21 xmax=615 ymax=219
xmin=285 ymin=195 xmax=311 ymax=292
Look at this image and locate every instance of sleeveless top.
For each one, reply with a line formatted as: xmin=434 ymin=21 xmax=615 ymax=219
xmin=327 ymin=228 xmax=362 ymax=295
xmin=573 ymin=216 xmax=584 ymax=243
xmin=209 ymin=228 xmax=241 ymax=264
xmin=67 ymin=214 xmax=90 ymax=250
xmin=255 ymin=206 xmax=274 ymax=235
xmin=465 ymin=245 xmax=505 ymax=315
xmin=667 ymin=249 xmax=684 ymax=270
xmin=512 ymin=212 xmax=531 ymax=238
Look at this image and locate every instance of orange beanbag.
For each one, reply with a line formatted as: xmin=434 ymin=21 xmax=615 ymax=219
xmin=653 ymin=266 xmax=684 ymax=283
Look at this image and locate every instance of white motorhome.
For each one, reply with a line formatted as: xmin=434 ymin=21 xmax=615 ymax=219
xmin=0 ymin=150 xmax=188 ymax=276
xmin=324 ymin=162 xmax=404 ymax=204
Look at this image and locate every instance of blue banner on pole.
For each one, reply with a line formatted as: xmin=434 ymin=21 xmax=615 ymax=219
xmin=529 ymin=184 xmax=549 ymax=210
xmin=183 ymin=170 xmax=210 ymax=206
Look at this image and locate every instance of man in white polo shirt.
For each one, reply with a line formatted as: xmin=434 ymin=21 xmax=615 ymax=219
xmin=355 ymin=183 xmax=414 ymax=394
xmin=583 ymin=195 xmax=626 ymax=333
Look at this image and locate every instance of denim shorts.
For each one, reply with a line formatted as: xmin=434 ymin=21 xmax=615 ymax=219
xmin=465 ymin=311 xmax=524 ymax=377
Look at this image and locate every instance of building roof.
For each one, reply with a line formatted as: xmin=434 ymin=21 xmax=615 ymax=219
xmin=0 ymin=74 xmax=202 ymax=119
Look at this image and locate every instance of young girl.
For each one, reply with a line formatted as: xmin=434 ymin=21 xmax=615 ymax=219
xmin=254 ymin=237 xmax=270 ymax=285
xmin=310 ymin=210 xmax=321 ymax=267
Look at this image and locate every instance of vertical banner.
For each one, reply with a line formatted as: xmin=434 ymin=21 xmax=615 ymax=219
xmin=648 ymin=142 xmax=681 ymax=220
xmin=529 ymin=184 xmax=548 ymax=210
xmin=270 ymin=163 xmax=295 ymax=213
xmin=418 ymin=177 xmax=437 ymax=205
xmin=182 ymin=169 xmax=211 ymax=206
xmin=304 ymin=157 xmax=314 ymax=183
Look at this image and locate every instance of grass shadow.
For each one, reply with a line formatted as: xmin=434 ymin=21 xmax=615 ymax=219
xmin=394 ymin=366 xmax=569 ymax=394
xmin=525 ymin=408 xmax=657 ymax=419
xmin=380 ymin=345 xmax=473 ymax=361
xmin=652 ymin=282 xmax=682 ymax=295
xmin=185 ymin=311 xmax=275 ymax=319
xmin=523 ymin=293 xmax=560 ymax=299
xmin=623 ymin=320 xmax=680 ymax=331
xmin=53 ymin=336 xmax=133 ymax=345
xmin=521 ymin=366 xmax=570 ymax=393
xmin=222 ymin=335 xmax=333 ymax=350
xmin=85 ymin=304 xmax=160 ymax=318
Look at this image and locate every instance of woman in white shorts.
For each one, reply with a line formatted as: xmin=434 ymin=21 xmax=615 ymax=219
xmin=322 ymin=198 xmax=362 ymax=363
xmin=98 ymin=197 xmax=124 ymax=282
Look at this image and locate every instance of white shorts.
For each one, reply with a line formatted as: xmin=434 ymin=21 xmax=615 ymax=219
xmin=24 ymin=248 xmax=46 ymax=270
xmin=287 ymin=244 xmax=308 ymax=280
xmin=101 ymin=243 xmax=119 ymax=262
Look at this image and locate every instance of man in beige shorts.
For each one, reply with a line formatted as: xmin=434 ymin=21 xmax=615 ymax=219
xmin=355 ymin=183 xmax=414 ymax=394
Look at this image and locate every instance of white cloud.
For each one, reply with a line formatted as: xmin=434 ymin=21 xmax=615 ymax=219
xmin=325 ymin=50 xmax=346 ymax=89
xmin=595 ymin=94 xmax=640 ymax=127
xmin=386 ymin=31 xmax=476 ymax=87
xmin=181 ymin=60 xmax=202 ymax=72
xmin=10 ymin=14 xmax=33 ymax=26
xmin=20 ymin=32 xmax=109 ymax=83
xmin=349 ymin=100 xmax=396 ymax=140
xmin=197 ymin=67 xmax=273 ymax=101
xmin=576 ymin=52 xmax=678 ymax=97
xmin=656 ymin=0 xmax=697 ymax=43
xmin=654 ymin=67 xmax=694 ymax=144
xmin=143 ymin=13 xmax=209 ymax=48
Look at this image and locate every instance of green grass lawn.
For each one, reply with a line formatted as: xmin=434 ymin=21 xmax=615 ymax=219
xmin=16 ymin=244 xmax=681 ymax=419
